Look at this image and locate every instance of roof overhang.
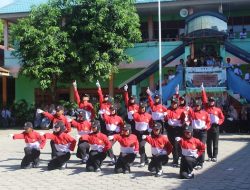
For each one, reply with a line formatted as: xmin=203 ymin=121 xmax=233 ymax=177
xmin=0 ymin=67 xmax=10 ymax=76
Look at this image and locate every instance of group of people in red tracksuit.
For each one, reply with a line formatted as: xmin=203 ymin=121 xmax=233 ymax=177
xmin=9 ymin=80 xmax=224 ymax=179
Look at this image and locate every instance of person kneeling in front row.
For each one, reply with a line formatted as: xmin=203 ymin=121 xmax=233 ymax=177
xmin=142 ymin=122 xmax=173 ymax=177
xmin=81 ymin=120 xmax=111 ymax=172
xmin=176 ymin=125 xmax=205 ymax=179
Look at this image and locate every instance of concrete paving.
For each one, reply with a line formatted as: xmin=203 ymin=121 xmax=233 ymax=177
xmin=0 ymin=129 xmax=250 ymax=190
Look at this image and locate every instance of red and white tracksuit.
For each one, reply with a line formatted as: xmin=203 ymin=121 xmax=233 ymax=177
xmin=73 ymin=88 xmax=95 ymax=120
xmin=147 ymin=95 xmax=168 ymax=121
xmin=43 ymin=112 xmax=71 ymax=133
xmin=102 ymin=113 xmax=124 ymax=134
xmin=178 ymin=137 xmax=206 ymax=175
xmin=44 ymin=132 xmax=76 ymax=153
xmin=97 ymin=87 xmax=112 ymax=115
xmin=81 ymin=132 xmax=111 ymax=153
xmin=44 ymin=132 xmax=76 ymax=170
xmin=189 ymin=109 xmax=211 ymax=130
xmin=145 ymin=135 xmax=172 ymax=156
xmin=71 ymin=119 xmax=92 ymax=135
xmin=145 ymin=134 xmax=173 ymax=173
xmin=201 ymin=90 xmax=224 ymax=159
xmin=113 ymin=134 xmax=139 ymax=154
xmin=13 ymin=130 xmax=46 ymax=150
xmin=13 ymin=130 xmax=46 ymax=168
xmin=124 ymin=91 xmax=139 ymax=120
xmin=133 ymin=112 xmax=153 ymax=132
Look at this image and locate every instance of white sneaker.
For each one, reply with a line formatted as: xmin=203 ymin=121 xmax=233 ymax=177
xmin=155 ymin=170 xmax=163 ymax=177
xmin=139 ymin=162 xmax=145 ymax=167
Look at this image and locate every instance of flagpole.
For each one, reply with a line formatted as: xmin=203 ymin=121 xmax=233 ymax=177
xmin=158 ymin=0 xmax=162 ymax=102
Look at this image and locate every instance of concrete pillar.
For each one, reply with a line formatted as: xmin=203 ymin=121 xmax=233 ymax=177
xmin=218 ymin=4 xmax=223 ymax=14
xmin=147 ymin=16 xmax=154 ymax=41
xmin=2 ymin=76 xmax=7 ymax=106
xmin=184 ymin=46 xmax=191 ymax=67
xmin=132 ymin=85 xmax=137 ymax=97
xmin=109 ymin=73 xmax=114 ymax=97
xmin=4 ymin=20 xmax=8 ymax=49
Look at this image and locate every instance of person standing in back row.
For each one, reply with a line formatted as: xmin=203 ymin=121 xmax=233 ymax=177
xmin=201 ymin=83 xmax=224 ymax=162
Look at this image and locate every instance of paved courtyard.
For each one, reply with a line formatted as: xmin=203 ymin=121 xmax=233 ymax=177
xmin=0 ymin=129 xmax=250 ymax=190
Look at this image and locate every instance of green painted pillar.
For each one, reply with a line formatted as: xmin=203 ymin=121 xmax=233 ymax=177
xmin=220 ymin=44 xmax=226 ymax=62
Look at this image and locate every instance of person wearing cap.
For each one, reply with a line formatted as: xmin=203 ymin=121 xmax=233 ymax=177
xmin=201 ymin=84 xmax=224 ymax=162
xmin=123 ymin=84 xmax=139 ymax=133
xmin=81 ymin=120 xmax=112 ymax=172
xmin=96 ymin=80 xmax=112 ymax=116
xmin=108 ymin=124 xmax=139 ymax=174
xmin=44 ymin=121 xmax=76 ymax=170
xmin=189 ymin=99 xmax=210 ymax=169
xmin=132 ymin=102 xmax=154 ymax=167
xmin=9 ymin=122 xmax=46 ymax=169
xmin=102 ymin=105 xmax=124 ymax=165
xmin=68 ymin=111 xmax=91 ymax=164
xmin=164 ymin=97 xmax=186 ymax=168
xmin=142 ymin=122 xmax=173 ymax=177
xmin=37 ymin=105 xmax=71 ymax=133
xmin=72 ymin=80 xmax=95 ymax=121
xmin=146 ymin=87 xmax=168 ymax=134
xmin=176 ymin=125 xmax=205 ymax=179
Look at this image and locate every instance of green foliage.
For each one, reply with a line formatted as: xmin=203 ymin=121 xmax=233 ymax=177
xmin=0 ymin=20 xmax=3 ymax=44
xmin=11 ymin=0 xmax=141 ymax=95
xmin=60 ymin=0 xmax=141 ymax=82
xmin=11 ymin=4 xmax=70 ymax=90
xmin=12 ymin=99 xmax=35 ymax=126
xmin=58 ymin=100 xmax=78 ymax=110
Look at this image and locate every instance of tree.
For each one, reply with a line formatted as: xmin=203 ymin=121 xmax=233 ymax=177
xmin=0 ymin=20 xmax=3 ymax=44
xmin=12 ymin=0 xmax=141 ymax=101
xmin=57 ymin=0 xmax=141 ymax=82
xmin=11 ymin=4 xmax=70 ymax=101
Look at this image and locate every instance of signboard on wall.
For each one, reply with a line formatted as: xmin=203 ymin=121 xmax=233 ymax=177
xmin=185 ymin=67 xmax=226 ymax=87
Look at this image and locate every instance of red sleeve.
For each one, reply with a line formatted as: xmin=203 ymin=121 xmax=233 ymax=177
xmin=97 ymin=87 xmax=104 ymax=106
xmin=102 ymin=134 xmax=112 ymax=152
xmin=145 ymin=135 xmax=153 ymax=145
xmin=66 ymin=134 xmax=76 ymax=151
xmin=196 ymin=139 xmax=206 ymax=157
xmin=218 ymin=109 xmax=225 ymax=125
xmin=119 ymin=117 xmax=124 ymax=127
xmin=201 ymin=89 xmax=208 ymax=104
xmin=147 ymin=94 xmax=154 ymax=109
xmin=80 ymin=134 xmax=89 ymax=141
xmin=73 ymin=87 xmax=81 ymax=105
xmin=65 ymin=120 xmax=71 ymax=133
xmin=206 ymin=113 xmax=211 ymax=130
xmin=43 ymin=112 xmax=54 ymax=121
xmin=164 ymin=137 xmax=173 ymax=155
xmin=124 ymin=91 xmax=129 ymax=108
xmin=13 ymin=133 xmax=25 ymax=140
xmin=37 ymin=133 xmax=46 ymax=149
xmin=71 ymin=119 xmax=80 ymax=130
xmin=113 ymin=134 xmax=122 ymax=142
xmin=134 ymin=135 xmax=139 ymax=152
xmin=44 ymin=133 xmax=55 ymax=140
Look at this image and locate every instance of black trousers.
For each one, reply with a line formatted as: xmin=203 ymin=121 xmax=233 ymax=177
xmin=48 ymin=152 xmax=71 ymax=170
xmin=180 ymin=156 xmax=197 ymax=176
xmin=50 ymin=140 xmax=57 ymax=159
xmin=126 ymin=119 xmax=136 ymax=135
xmin=193 ymin=129 xmax=207 ymax=165
xmin=86 ymin=150 xmax=107 ymax=171
xmin=207 ymin=124 xmax=219 ymax=158
xmin=148 ymin=154 xmax=169 ymax=173
xmin=76 ymin=140 xmax=90 ymax=159
xmin=167 ymin=126 xmax=183 ymax=164
xmin=21 ymin=147 xmax=40 ymax=168
xmin=135 ymin=130 xmax=149 ymax=163
xmin=115 ymin=153 xmax=136 ymax=173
